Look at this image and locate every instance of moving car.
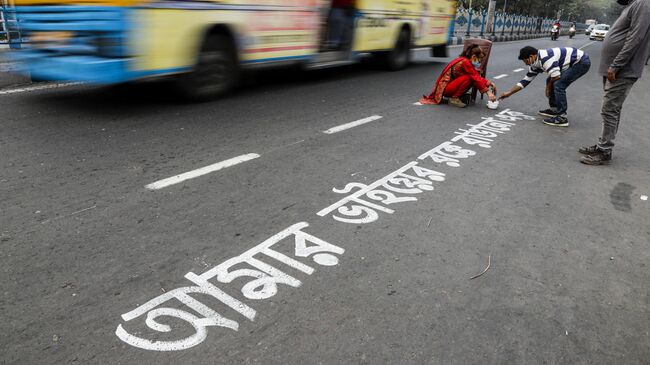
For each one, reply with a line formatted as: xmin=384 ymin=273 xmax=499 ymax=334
xmin=589 ymin=24 xmax=610 ymax=40
xmin=585 ymin=24 xmax=595 ymax=35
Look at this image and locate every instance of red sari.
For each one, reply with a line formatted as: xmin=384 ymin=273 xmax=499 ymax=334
xmin=420 ymin=57 xmax=490 ymax=105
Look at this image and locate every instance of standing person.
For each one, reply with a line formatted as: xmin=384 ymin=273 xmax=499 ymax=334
xmin=327 ymin=0 xmax=355 ymax=50
xmin=579 ymin=0 xmax=650 ymax=165
xmin=499 ymin=46 xmax=591 ymax=127
xmin=420 ymin=44 xmax=498 ymax=108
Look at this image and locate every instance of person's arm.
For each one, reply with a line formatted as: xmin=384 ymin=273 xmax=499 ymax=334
xmin=609 ymin=1 xmax=650 ymax=81
xmin=499 ymin=84 xmax=522 ymax=99
xmin=485 ymin=83 xmax=497 ymax=102
xmin=545 ymin=75 xmax=561 ymax=97
xmin=458 ymin=60 xmax=498 ymax=101
xmin=488 ymin=81 xmax=497 ymax=95
xmin=461 ymin=60 xmax=491 ymax=93
xmin=500 ymin=68 xmax=538 ymax=99
xmin=542 ymin=55 xmax=561 ymax=96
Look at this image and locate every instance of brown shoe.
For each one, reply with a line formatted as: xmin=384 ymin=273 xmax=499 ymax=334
xmin=449 ymin=97 xmax=467 ymax=108
xmin=580 ymin=150 xmax=612 ymax=165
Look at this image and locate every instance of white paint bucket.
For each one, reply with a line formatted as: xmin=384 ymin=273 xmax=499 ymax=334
xmin=487 ymin=100 xmax=499 ymax=110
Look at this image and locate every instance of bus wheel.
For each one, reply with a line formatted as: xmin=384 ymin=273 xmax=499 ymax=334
xmin=385 ymin=28 xmax=411 ymax=71
xmin=178 ymin=34 xmax=238 ymax=101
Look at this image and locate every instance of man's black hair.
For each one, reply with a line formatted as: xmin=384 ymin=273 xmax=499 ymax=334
xmin=518 ymin=46 xmax=538 ymax=60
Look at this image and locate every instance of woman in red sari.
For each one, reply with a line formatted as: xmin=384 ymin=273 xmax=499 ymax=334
xmin=420 ymin=44 xmax=497 ymax=108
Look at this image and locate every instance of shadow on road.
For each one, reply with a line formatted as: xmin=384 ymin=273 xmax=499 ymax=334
xmin=27 ymin=57 xmax=447 ymax=115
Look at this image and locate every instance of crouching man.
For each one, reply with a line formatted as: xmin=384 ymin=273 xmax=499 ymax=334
xmin=500 ymin=46 xmax=591 ymax=127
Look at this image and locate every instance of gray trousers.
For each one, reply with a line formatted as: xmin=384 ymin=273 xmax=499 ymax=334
xmin=597 ymin=76 xmax=637 ymax=151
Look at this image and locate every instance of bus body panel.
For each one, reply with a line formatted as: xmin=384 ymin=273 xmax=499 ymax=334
xmin=130 ymin=3 xmax=322 ymax=73
xmin=354 ymin=0 xmax=455 ymax=51
xmin=10 ymin=0 xmax=456 ymax=84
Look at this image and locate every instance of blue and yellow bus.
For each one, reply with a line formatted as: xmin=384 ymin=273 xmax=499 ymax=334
xmin=11 ymin=0 xmax=456 ymax=98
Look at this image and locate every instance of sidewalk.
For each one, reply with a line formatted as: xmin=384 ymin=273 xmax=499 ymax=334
xmin=448 ymin=31 xmax=554 ymax=45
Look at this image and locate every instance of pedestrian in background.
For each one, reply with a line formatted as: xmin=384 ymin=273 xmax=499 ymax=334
xmin=499 ymin=46 xmax=591 ymax=127
xmin=579 ymin=0 xmax=650 ymax=165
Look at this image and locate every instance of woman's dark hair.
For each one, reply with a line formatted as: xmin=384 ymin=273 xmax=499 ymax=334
xmin=460 ymin=44 xmax=486 ymax=59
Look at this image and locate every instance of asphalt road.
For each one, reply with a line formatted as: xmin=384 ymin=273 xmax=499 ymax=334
xmin=1 ymin=35 xmax=649 ymax=364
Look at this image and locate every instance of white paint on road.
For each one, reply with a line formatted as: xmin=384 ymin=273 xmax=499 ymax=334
xmin=318 ymin=109 xmax=536 ymax=225
xmin=145 ymin=153 xmax=260 ymax=190
xmin=493 ymin=74 xmax=508 ymax=79
xmin=116 ymin=222 xmax=344 ymax=351
xmin=513 ymin=68 xmax=525 ymax=73
xmin=641 ymin=195 xmax=648 ymax=201
xmin=117 ymin=108 xmax=539 ymax=352
xmin=0 ymin=82 xmax=84 ymax=95
xmin=579 ymin=41 xmax=597 ymax=50
xmin=323 ymin=115 xmax=383 ymax=134
xmin=413 ymin=102 xmax=423 ymax=106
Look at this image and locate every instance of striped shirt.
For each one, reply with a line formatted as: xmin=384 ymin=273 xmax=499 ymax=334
xmin=517 ymin=47 xmax=585 ymax=88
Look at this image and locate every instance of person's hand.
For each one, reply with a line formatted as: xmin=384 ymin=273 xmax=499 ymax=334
xmin=499 ymin=91 xmax=511 ymax=100
xmin=545 ymin=86 xmax=551 ymax=98
xmin=487 ymin=92 xmax=497 ymax=102
xmin=607 ymin=67 xmax=617 ymax=82
xmin=489 ymin=82 xmax=498 ymax=94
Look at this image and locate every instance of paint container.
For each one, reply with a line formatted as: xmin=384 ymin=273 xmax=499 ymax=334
xmin=487 ymin=100 xmax=499 ymax=110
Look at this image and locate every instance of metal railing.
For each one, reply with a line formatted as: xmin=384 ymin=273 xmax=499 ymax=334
xmin=453 ymin=7 xmax=586 ymax=38
xmin=1 ymin=0 xmax=22 ymax=47
xmin=1 ymin=3 xmax=588 ymax=47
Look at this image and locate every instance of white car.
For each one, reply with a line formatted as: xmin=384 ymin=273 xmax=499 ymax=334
xmin=589 ymin=24 xmax=610 ymax=40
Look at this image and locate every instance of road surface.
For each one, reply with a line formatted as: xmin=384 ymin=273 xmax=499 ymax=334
xmin=1 ymin=35 xmax=649 ymax=364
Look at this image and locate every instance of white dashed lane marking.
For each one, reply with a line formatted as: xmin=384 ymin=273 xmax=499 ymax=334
xmin=323 ymin=115 xmax=383 ymax=134
xmin=0 ymin=82 xmax=84 ymax=95
xmin=493 ymin=74 xmax=508 ymax=79
xmin=579 ymin=41 xmax=597 ymax=50
xmin=513 ymin=68 xmax=525 ymax=72
xmin=145 ymin=153 xmax=260 ymax=190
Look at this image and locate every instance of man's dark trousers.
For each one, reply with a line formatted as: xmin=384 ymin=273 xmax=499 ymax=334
xmin=547 ymin=55 xmax=592 ymax=116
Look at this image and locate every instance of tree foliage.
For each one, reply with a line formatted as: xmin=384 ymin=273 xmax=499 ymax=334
xmin=457 ymin=0 xmax=625 ymax=24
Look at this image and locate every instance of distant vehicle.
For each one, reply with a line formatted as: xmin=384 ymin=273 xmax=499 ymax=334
xmin=551 ymin=24 xmax=560 ymax=41
xmin=569 ymin=24 xmax=576 ymax=38
xmin=589 ymin=24 xmax=610 ymax=41
xmin=585 ymin=24 xmax=596 ymax=35
xmin=585 ymin=19 xmax=597 ymax=26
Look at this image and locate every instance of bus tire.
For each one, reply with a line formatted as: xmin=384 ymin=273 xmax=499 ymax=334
xmin=384 ymin=27 xmax=411 ymax=71
xmin=178 ymin=33 xmax=238 ymax=101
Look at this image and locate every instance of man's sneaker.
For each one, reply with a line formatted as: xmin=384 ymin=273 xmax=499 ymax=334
xmin=578 ymin=145 xmax=600 ymax=155
xmin=449 ymin=97 xmax=467 ymax=108
xmin=543 ymin=115 xmax=569 ymax=127
xmin=538 ymin=108 xmax=559 ymax=117
xmin=580 ymin=150 xmax=612 ymax=165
